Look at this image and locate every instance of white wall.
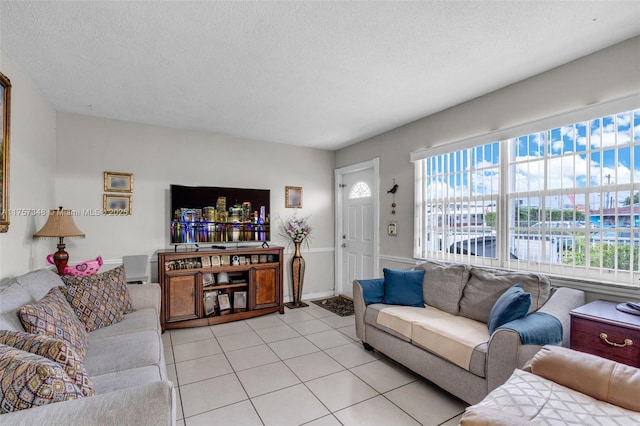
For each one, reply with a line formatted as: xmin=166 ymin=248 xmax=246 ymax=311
xmin=0 ymin=51 xmax=57 ymax=282
xmin=336 ymin=36 xmax=640 ymax=272
xmin=55 ymin=113 xmax=336 ymax=299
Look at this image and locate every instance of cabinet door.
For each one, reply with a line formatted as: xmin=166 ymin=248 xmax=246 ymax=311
xmin=166 ymin=274 xmax=200 ymax=322
xmin=253 ymin=266 xmax=279 ymax=309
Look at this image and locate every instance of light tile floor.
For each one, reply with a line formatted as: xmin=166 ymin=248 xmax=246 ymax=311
xmin=162 ymin=302 xmax=468 ymax=426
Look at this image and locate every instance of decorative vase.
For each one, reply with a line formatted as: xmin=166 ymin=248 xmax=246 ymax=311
xmin=290 ymin=240 xmax=307 ymax=308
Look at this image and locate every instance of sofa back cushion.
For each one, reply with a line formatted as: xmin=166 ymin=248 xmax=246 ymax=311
xmin=459 ymin=267 xmax=550 ymax=323
xmin=15 ymin=268 xmax=65 ymax=301
xmin=0 ymin=282 xmax=33 ymax=331
xmin=415 ymin=260 xmax=469 ymax=315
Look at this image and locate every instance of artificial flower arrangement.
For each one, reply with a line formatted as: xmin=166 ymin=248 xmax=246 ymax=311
xmin=280 ymin=213 xmax=313 ymax=245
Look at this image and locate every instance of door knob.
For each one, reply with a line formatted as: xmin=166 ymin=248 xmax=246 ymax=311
xmin=341 ymin=243 xmax=347 ymax=248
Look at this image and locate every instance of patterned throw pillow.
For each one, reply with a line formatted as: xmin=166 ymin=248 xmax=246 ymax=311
xmin=60 ymin=281 xmax=123 ymax=332
xmin=62 ymin=264 xmax=135 ymax=315
xmin=18 ymin=287 xmax=89 ymax=360
xmin=0 ymin=331 xmax=94 ymax=397
xmin=0 ymin=344 xmax=85 ymax=413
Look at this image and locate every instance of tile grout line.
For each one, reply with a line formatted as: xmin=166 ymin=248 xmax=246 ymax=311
xmin=171 ymin=307 xmax=462 ymax=426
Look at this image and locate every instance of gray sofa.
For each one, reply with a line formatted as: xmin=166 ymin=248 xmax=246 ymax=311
xmin=0 ymin=268 xmax=175 ymax=425
xmin=353 ymin=260 xmax=586 ymax=405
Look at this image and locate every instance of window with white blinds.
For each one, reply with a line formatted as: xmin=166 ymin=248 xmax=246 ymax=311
xmin=413 ymin=107 xmax=640 ymax=288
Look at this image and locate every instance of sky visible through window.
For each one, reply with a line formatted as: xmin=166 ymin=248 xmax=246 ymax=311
xmin=418 ymin=108 xmax=640 ymax=285
xmin=426 ymin=110 xmax=640 ymax=210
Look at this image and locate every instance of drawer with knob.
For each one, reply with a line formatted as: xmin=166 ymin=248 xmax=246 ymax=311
xmin=570 ymin=300 xmax=640 ymax=368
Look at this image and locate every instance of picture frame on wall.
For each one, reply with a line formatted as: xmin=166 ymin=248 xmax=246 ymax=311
xmin=285 ymin=186 xmax=302 ymax=208
xmin=103 ymin=194 xmax=132 ymax=215
xmin=0 ymin=72 xmax=11 ymax=233
xmin=104 ymin=171 xmax=133 ymax=193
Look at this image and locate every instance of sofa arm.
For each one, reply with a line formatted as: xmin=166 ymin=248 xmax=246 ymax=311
xmin=127 ymin=283 xmax=161 ymax=313
xmin=536 ymin=287 xmax=585 ymax=347
xmin=352 ymin=278 xmax=386 ymax=342
xmin=353 ymin=280 xmax=367 ymax=342
xmin=0 ymin=380 xmax=176 ymax=426
xmin=486 ymin=287 xmax=586 ymax=392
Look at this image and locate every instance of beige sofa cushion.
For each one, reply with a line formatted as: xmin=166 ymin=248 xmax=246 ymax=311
xmin=373 ymin=305 xmax=489 ymax=373
xmin=415 ymin=260 xmax=469 ymax=315
xmin=375 ymin=305 xmax=454 ymax=339
xmin=459 ymin=267 xmax=550 ymax=323
xmin=412 ymin=315 xmax=489 ymax=371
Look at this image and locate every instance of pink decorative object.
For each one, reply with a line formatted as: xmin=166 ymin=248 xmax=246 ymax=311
xmin=47 ymin=254 xmax=103 ymax=277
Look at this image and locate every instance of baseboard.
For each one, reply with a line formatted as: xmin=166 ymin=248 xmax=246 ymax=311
xmin=295 ymin=290 xmax=335 ymax=302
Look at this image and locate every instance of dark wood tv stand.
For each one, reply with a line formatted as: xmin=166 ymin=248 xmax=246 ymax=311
xmin=157 ymin=246 xmax=284 ymax=330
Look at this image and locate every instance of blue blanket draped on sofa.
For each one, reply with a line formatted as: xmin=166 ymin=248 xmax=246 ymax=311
xmin=498 ymin=312 xmax=563 ymax=345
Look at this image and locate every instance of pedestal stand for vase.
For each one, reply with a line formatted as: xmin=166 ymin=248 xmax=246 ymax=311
xmin=285 ymin=241 xmax=308 ymax=309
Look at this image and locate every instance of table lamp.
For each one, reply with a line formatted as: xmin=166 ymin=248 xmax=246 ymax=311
xmin=34 ymin=207 xmax=85 ymax=275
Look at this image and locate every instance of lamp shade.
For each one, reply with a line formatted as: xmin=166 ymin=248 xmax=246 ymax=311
xmin=33 ymin=208 xmax=85 ymax=239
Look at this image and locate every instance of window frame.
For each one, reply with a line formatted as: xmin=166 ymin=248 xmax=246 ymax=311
xmin=411 ymin=96 xmax=640 ymax=289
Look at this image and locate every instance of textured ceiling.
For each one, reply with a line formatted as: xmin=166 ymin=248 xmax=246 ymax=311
xmin=1 ymin=1 xmax=639 ymax=150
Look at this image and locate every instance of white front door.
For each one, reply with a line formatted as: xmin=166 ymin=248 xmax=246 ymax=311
xmin=335 ymin=159 xmax=379 ymax=298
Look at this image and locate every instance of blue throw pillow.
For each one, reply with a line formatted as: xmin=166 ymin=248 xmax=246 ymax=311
xmin=382 ymin=268 xmax=425 ymax=307
xmin=358 ymin=279 xmax=385 ymax=305
xmin=488 ymin=284 xmax=532 ymax=334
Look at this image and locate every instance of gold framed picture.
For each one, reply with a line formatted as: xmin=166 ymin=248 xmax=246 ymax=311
xmin=0 ymin=71 xmax=11 ymax=233
xmin=285 ymin=186 xmax=302 ymax=208
xmin=104 ymin=171 xmax=133 ymax=193
xmin=103 ymin=194 xmax=132 ymax=215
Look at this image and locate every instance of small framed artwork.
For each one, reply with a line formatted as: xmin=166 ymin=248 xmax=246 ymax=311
xmin=218 ymin=293 xmax=231 ymax=311
xmin=285 ymin=186 xmax=303 ymax=208
xmin=202 ymin=273 xmax=215 ymax=287
xmin=104 ymin=171 xmax=133 ymax=193
xmin=203 ymin=290 xmax=218 ymax=316
xmin=233 ymin=291 xmax=247 ymax=311
xmin=103 ymin=194 xmax=132 ymax=215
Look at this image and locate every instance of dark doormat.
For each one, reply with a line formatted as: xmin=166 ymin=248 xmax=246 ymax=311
xmin=312 ymin=296 xmax=354 ymax=317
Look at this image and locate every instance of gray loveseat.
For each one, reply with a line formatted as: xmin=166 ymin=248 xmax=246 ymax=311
xmin=0 ymin=268 xmax=175 ymax=425
xmin=353 ymin=260 xmax=586 ymax=404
